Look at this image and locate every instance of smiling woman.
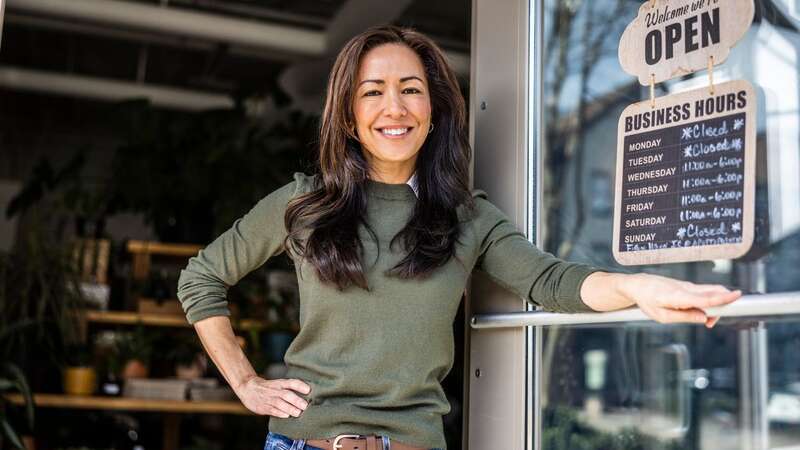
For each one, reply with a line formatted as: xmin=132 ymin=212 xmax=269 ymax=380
xmin=352 ymin=43 xmax=433 ymax=183
xmin=284 ymin=26 xmax=473 ymax=291
xmin=176 ymin=24 xmax=740 ymax=450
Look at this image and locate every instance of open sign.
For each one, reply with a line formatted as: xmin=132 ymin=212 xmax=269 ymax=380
xmin=619 ymin=0 xmax=754 ymax=85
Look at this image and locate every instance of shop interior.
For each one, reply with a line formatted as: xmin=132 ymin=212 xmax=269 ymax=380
xmin=0 ymin=1 xmax=470 ymax=449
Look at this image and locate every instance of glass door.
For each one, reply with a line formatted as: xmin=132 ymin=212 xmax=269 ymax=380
xmin=531 ymin=1 xmax=800 ymax=449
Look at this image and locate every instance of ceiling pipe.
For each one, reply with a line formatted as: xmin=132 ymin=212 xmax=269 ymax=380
xmin=167 ymin=0 xmax=329 ymax=29
xmin=0 ymin=66 xmax=235 ymax=111
xmin=5 ymin=0 xmax=468 ymax=76
xmin=5 ymin=13 xmax=304 ymax=62
xmin=0 ymin=0 xmax=6 ymax=50
xmin=5 ymin=0 xmax=326 ymax=56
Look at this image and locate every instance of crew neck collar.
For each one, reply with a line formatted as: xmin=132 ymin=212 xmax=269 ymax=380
xmin=365 ymin=173 xmax=418 ymax=201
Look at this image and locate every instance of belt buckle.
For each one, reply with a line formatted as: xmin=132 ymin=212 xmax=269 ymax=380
xmin=332 ymin=434 xmax=361 ymax=449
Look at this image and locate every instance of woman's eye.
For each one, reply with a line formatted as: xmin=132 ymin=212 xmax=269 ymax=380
xmin=362 ymin=88 xmax=420 ymax=96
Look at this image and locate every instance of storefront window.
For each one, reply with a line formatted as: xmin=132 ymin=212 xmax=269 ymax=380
xmin=537 ymin=1 xmax=800 ymax=448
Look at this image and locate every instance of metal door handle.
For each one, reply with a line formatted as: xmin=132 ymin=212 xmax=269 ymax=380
xmin=471 ymin=292 xmax=800 ymax=329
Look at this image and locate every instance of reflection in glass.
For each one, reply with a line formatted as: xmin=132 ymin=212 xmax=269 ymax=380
xmin=538 ymin=1 xmax=800 ymax=449
xmin=541 ymin=321 xmax=800 ymax=449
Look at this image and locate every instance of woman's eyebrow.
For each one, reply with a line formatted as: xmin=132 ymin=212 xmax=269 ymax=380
xmin=358 ymin=76 xmax=424 ymax=87
xmin=400 ymin=76 xmax=424 ymax=83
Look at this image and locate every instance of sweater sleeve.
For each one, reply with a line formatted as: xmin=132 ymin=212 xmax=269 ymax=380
xmin=471 ymin=190 xmax=600 ymax=313
xmin=177 ymin=172 xmax=310 ymax=324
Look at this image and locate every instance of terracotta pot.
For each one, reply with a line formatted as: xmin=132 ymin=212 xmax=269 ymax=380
xmin=63 ymin=366 xmax=97 ymax=396
xmin=22 ymin=435 xmax=36 ymax=450
xmin=121 ymin=359 xmax=149 ymax=379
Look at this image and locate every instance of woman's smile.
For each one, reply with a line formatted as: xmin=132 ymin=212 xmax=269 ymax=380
xmin=353 ymin=43 xmax=432 ymax=181
xmin=376 ymin=126 xmax=414 ymax=139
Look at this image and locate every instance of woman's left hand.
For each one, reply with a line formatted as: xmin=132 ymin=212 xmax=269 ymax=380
xmin=619 ymin=273 xmax=741 ymax=328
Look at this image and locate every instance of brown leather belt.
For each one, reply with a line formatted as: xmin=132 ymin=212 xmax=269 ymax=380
xmin=306 ymin=434 xmax=426 ymax=450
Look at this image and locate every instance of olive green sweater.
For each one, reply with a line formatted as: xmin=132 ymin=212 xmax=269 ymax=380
xmin=177 ymin=172 xmax=598 ymax=449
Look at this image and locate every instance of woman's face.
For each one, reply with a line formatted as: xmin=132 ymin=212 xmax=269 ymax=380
xmin=352 ymin=43 xmax=432 ymax=178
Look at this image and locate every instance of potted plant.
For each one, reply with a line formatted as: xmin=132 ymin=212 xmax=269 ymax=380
xmin=95 ymin=331 xmax=123 ymax=397
xmin=0 ymin=219 xmax=87 ymax=390
xmin=62 ymin=344 xmax=96 ymax=396
xmin=167 ymin=335 xmax=205 ymax=380
xmin=0 ymin=220 xmax=94 ymax=397
xmin=0 ymin=325 xmax=35 ymax=450
xmin=114 ymin=327 xmax=156 ymax=380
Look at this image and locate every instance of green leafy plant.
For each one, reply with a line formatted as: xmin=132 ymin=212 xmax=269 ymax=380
xmin=0 ymin=325 xmax=35 ymax=449
xmin=108 ymin=100 xmax=316 ymax=243
xmin=166 ymin=334 xmax=202 ymax=367
xmin=0 ymin=362 xmax=34 ymax=450
xmin=64 ymin=344 xmax=94 ymax=368
xmin=0 ymin=225 xmax=85 ymax=447
xmin=0 ymin=220 xmax=87 ymax=370
xmin=5 ymin=150 xmax=116 ymax=239
xmin=113 ymin=327 xmax=158 ymax=367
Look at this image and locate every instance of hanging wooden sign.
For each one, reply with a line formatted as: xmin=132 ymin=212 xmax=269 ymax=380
xmin=612 ymin=79 xmax=756 ymax=265
xmin=619 ymin=0 xmax=754 ymax=85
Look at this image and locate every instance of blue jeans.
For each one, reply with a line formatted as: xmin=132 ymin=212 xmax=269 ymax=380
xmin=263 ymin=431 xmax=443 ymax=450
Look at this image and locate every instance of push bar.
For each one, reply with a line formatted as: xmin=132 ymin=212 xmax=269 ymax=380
xmin=470 ymin=292 xmax=800 ymax=329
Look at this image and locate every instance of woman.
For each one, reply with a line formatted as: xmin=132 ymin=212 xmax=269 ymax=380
xmin=177 ymin=25 xmax=740 ymax=450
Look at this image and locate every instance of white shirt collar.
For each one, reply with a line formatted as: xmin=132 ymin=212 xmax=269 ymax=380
xmin=406 ymin=171 xmax=419 ymax=197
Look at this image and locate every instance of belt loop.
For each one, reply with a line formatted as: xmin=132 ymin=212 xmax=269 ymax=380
xmin=382 ymin=436 xmax=391 ymax=450
xmin=366 ymin=436 xmax=377 ymax=450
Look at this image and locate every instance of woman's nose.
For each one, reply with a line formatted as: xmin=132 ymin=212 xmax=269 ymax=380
xmin=383 ymin=91 xmax=407 ymax=117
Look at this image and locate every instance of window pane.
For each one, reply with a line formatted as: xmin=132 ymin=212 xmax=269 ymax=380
xmin=541 ymin=0 xmax=800 ymax=293
xmin=541 ymin=320 xmax=800 ymax=450
xmin=539 ymin=1 xmax=800 ymax=449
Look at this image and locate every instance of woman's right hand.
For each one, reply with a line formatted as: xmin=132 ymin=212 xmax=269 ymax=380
xmin=234 ymin=375 xmax=311 ymax=418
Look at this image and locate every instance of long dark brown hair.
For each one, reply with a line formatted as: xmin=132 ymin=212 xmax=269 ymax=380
xmin=284 ymin=25 xmax=474 ymax=291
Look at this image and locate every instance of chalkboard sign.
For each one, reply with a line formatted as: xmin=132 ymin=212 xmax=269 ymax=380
xmin=613 ymin=79 xmax=756 ymax=265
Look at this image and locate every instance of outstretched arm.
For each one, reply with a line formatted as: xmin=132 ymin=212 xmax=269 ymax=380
xmin=471 ymin=193 xmax=741 ymax=325
xmin=580 ymin=272 xmax=741 ymax=328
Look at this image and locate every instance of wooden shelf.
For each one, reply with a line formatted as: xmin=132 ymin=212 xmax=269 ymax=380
xmin=83 ymin=310 xmax=282 ymax=332
xmin=5 ymin=393 xmax=251 ymax=415
xmin=127 ymin=240 xmax=204 ymax=280
xmin=85 ymin=310 xmax=190 ymax=327
xmin=127 ymin=240 xmax=203 ymax=257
